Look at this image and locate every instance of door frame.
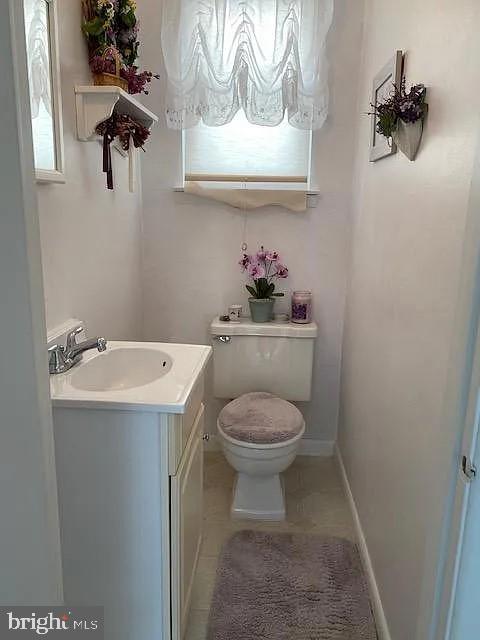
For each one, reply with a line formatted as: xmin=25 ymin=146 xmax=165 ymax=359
xmin=0 ymin=0 xmax=63 ymax=603
xmin=441 ymin=316 xmax=480 ymax=638
xmin=427 ymin=119 xmax=480 ymax=639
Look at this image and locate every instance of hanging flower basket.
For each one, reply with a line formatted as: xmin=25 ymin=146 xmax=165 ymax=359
xmin=91 ymin=46 xmax=128 ymax=92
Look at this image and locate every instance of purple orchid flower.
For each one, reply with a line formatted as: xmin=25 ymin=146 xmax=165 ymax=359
xmin=239 ymin=245 xmax=289 ymax=300
xmin=265 ymin=250 xmax=279 ymax=262
xmin=239 ymin=254 xmax=251 ymax=271
xmin=248 ymin=262 xmax=266 ymax=280
xmin=275 ymin=265 xmax=289 ymax=279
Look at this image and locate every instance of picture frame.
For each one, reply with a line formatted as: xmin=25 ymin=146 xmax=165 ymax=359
xmin=23 ymin=0 xmax=65 ymax=183
xmin=369 ymin=50 xmax=403 ymax=162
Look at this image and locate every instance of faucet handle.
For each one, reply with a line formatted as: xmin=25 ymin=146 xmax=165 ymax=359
xmin=65 ymin=326 xmax=84 ymax=352
xmin=48 ymin=344 xmax=67 ymax=374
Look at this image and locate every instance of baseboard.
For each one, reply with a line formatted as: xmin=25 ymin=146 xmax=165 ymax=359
xmin=298 ymin=438 xmax=335 ymax=456
xmin=335 ymin=445 xmax=392 ymax=640
xmin=204 ymin=434 xmax=334 ymax=457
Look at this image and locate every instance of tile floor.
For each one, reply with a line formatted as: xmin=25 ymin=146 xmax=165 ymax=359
xmin=185 ymin=452 xmax=357 ymax=640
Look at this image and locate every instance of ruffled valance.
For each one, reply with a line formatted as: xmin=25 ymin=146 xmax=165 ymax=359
xmin=161 ymin=0 xmax=334 ymax=130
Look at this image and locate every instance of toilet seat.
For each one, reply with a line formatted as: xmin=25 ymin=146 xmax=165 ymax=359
xmin=218 ymin=392 xmax=304 ymax=445
xmin=217 ymin=421 xmax=305 ymax=450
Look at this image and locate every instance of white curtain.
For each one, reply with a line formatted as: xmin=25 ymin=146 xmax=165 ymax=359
xmin=161 ymin=0 xmax=334 ymax=130
xmin=24 ymin=0 xmax=52 ymax=118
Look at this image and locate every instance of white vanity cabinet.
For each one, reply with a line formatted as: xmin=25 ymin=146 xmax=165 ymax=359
xmin=52 ymin=359 xmax=209 ymax=640
xmin=171 ymin=403 xmax=204 ymax=640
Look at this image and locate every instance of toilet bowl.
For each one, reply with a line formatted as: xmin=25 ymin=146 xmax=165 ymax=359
xmin=218 ymin=415 xmax=305 ymax=520
xmin=217 ymin=391 xmax=306 ymax=520
xmin=210 ymin=316 xmax=317 ymax=522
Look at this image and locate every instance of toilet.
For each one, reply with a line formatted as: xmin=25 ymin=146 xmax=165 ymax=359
xmin=211 ymin=316 xmax=317 ymax=520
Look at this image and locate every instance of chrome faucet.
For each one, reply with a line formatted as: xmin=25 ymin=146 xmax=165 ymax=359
xmin=48 ymin=326 xmax=107 ymax=374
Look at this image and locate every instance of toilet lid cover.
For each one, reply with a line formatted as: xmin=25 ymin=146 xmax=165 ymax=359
xmin=218 ymin=392 xmax=304 ymax=444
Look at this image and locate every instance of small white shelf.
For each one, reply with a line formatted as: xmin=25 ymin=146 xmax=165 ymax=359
xmin=75 ymin=85 xmax=159 ymax=141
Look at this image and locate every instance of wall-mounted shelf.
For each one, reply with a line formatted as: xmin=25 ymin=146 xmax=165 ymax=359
xmin=75 ymin=85 xmax=158 ymax=141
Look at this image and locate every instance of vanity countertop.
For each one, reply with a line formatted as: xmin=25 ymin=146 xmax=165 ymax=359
xmin=50 ymin=341 xmax=212 ymax=414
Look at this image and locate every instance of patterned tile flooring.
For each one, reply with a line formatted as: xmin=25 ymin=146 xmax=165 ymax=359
xmin=185 ymin=452 xmax=357 ymax=640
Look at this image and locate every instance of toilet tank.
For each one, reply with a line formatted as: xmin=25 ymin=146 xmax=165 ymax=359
xmin=211 ymin=317 xmax=317 ymax=401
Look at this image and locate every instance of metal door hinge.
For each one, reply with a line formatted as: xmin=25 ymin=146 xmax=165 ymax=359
xmin=461 ymin=455 xmax=477 ymax=481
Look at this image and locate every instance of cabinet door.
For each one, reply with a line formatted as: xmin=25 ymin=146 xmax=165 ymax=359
xmin=171 ymin=403 xmax=204 ymax=640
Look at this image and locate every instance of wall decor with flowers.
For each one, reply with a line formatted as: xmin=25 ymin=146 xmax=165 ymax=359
xmin=369 ymin=77 xmax=428 ymax=162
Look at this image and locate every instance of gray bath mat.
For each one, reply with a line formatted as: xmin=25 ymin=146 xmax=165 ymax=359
xmin=207 ymin=530 xmax=377 ymax=640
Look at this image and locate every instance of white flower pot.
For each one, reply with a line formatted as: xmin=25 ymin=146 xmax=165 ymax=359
xmin=392 ymin=119 xmax=424 ymax=161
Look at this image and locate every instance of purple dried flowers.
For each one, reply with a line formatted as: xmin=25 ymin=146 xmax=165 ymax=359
xmin=89 ymin=54 xmax=117 ymax=75
xmin=121 ymin=66 xmax=160 ymax=95
xmin=368 ymin=78 xmax=427 ymax=139
xmin=240 ymin=246 xmax=289 ymax=299
xmin=95 ymin=112 xmax=150 ymax=189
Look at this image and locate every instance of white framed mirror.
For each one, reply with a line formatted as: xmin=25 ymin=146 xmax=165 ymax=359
xmin=23 ymin=0 xmax=65 ymax=183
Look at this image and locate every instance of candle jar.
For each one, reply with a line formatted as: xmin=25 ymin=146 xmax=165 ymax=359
xmin=291 ymin=291 xmax=312 ymax=324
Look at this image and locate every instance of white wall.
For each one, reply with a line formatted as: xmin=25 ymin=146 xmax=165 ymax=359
xmin=36 ymin=2 xmax=143 ymax=340
xmin=138 ymin=0 xmax=364 ymax=442
xmin=339 ymin=1 xmax=480 ymax=638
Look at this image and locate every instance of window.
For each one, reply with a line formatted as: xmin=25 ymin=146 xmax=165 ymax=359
xmin=23 ymin=0 xmax=65 ymax=182
xmin=183 ymin=110 xmax=312 ymax=190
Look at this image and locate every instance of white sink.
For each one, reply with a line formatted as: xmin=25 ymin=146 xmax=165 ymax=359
xmin=70 ymin=348 xmax=173 ymax=392
xmin=50 ymin=341 xmax=212 ymax=413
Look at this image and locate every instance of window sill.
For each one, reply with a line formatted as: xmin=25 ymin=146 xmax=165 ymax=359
xmin=173 ymin=186 xmax=320 ymax=208
xmin=173 ymin=186 xmax=319 ymax=192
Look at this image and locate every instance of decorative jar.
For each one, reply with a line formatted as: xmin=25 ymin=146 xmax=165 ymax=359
xmin=291 ymin=291 xmax=312 ymax=324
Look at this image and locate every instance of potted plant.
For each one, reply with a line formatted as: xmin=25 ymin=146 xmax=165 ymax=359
xmin=239 ymin=247 xmax=289 ymax=323
xmin=369 ymin=79 xmax=428 ymax=160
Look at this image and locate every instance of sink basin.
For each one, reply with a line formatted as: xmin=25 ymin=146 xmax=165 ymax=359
xmin=70 ymin=347 xmax=173 ymax=391
xmin=50 ymin=340 xmax=212 ymax=413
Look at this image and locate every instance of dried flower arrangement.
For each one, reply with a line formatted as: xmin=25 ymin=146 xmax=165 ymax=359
xmin=96 ymin=113 xmax=150 ymax=189
xmin=82 ymin=0 xmax=159 ymax=95
xmin=368 ymin=79 xmax=428 ymax=160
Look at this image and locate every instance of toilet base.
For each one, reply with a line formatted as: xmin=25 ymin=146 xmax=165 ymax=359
xmin=231 ymin=472 xmax=286 ymax=521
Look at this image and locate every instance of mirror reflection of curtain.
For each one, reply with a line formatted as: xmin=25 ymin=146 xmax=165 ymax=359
xmin=161 ymin=0 xmax=333 ymax=131
xmin=25 ymin=0 xmax=51 ymax=117
xmin=24 ymin=0 xmax=56 ymax=171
